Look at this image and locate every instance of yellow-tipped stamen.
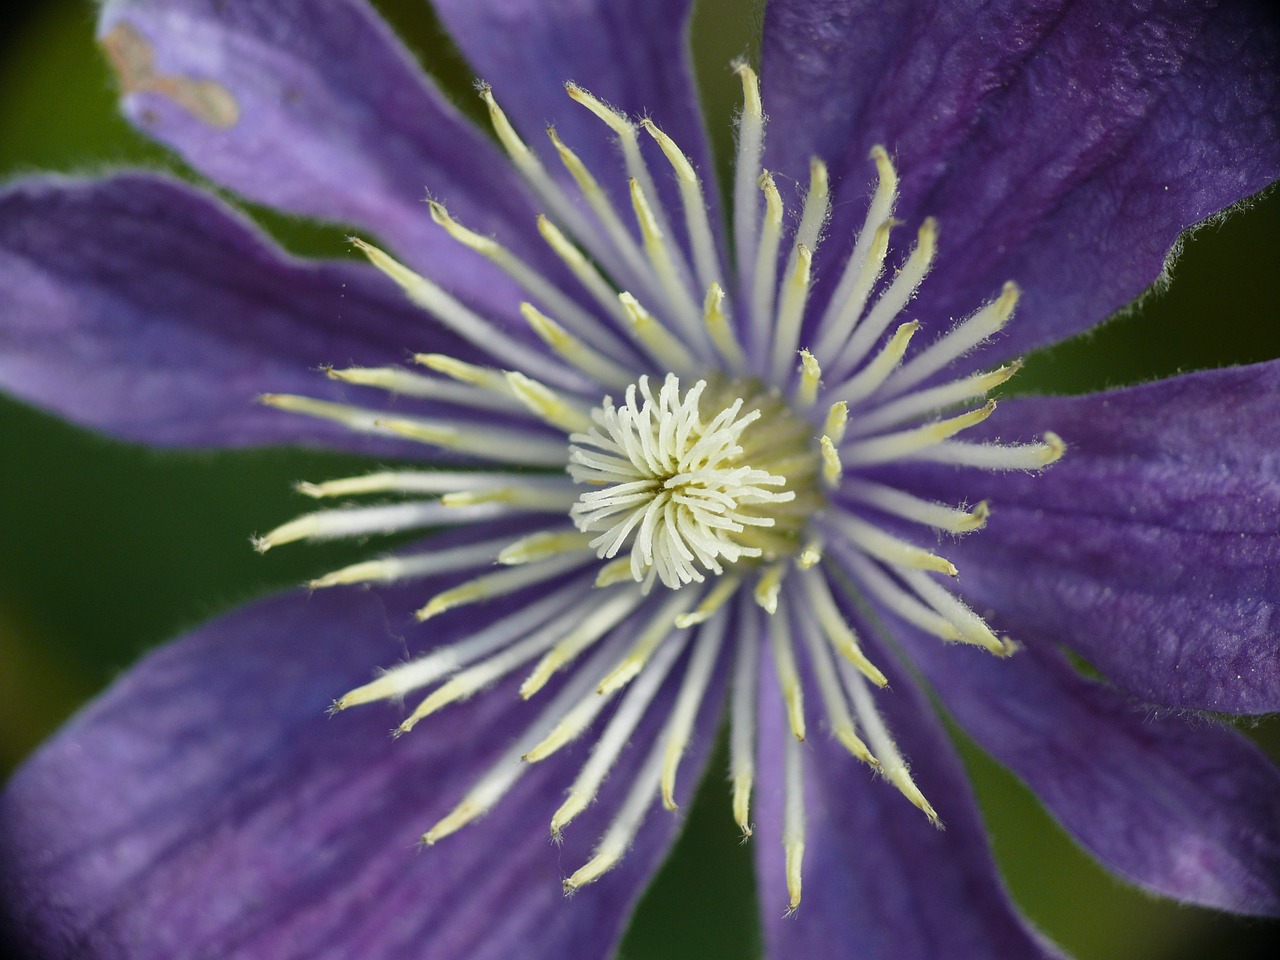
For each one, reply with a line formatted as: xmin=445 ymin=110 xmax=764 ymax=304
xmin=919 ymin=432 xmax=1066 ymax=470
xmin=440 ymin=486 xmax=578 ymax=511
xmin=797 ymin=351 xmax=823 ymax=409
xmin=413 ymin=352 xmax=517 ymax=397
xmin=797 ymin=568 xmax=888 ymax=687
xmin=519 ymin=302 xmax=636 ymax=389
xmin=886 ymin=281 xmax=1021 ymax=397
xmin=703 ymin=282 xmax=748 ymax=373
xmin=830 ymin=320 xmax=919 ymax=404
xmin=641 ymin=117 xmax=725 ymax=296
xmin=499 ymin=530 xmax=594 ymax=566
xmin=334 ymin=583 xmax=591 ymax=711
xmin=733 ymin=62 xmax=765 ymax=293
xmin=520 ymin=588 xmax=645 ymax=699
xmin=785 ymin=158 xmax=830 ymax=283
xmin=675 ymin=573 xmax=742 ymax=628
xmin=768 ymin=599 xmax=806 ymax=741
xmin=594 ymin=557 xmax=636 ymax=587
xmin=813 ymin=145 xmax=900 ymax=356
xmin=374 ymin=415 xmax=569 ymax=466
xmin=324 ymin=365 xmax=518 ymax=412
xmin=857 ymin=360 xmax=1023 ymax=435
xmin=351 ymin=237 xmax=577 ymax=386
xmin=505 ymin=371 xmax=594 ymax=433
xmin=254 ymin=500 xmax=491 ymax=553
xmin=730 ymin=611 xmax=761 ymax=837
xmin=841 ymin=481 xmax=990 ymax=535
xmin=823 ymin=400 xmax=849 ymax=445
xmin=839 ymin=659 xmax=939 ymax=825
xmin=820 ymin=435 xmax=844 ymax=488
xmin=796 ymin=605 xmax=878 ymax=765
xmin=750 ymin=171 xmax=785 ymax=353
xmin=627 ymin=178 xmax=704 ymax=344
xmin=841 ymin=400 xmax=997 ymax=467
xmin=754 ymin=562 xmax=787 ymax=615
xmin=660 ymin=613 xmax=727 ymax=809
xmin=836 ymin=549 xmax=964 ymax=644
xmin=535 ymin=214 xmax=632 ymax=327
xmin=258 ymin=393 xmax=385 ymax=434
xmin=430 ymin=200 xmax=635 ymax=360
xmin=618 ymin=292 xmax=695 ymax=374
xmin=551 ymin=629 xmax=690 ymax=838
xmin=797 ymin=535 xmax=824 ymax=569
xmin=415 ymin=552 xmax=593 ymax=623
xmin=308 ymin=537 xmax=506 ymax=589
xmin=769 ymin=243 xmax=814 ymax=385
xmin=896 ymin=566 xmax=1011 ymax=656
xmin=831 ymin=512 xmax=958 ymax=577
xmin=296 ymin=470 xmax=525 ymax=499
xmin=596 ymin=589 xmax=695 ymax=695
xmin=782 ymin=723 xmax=806 ymax=913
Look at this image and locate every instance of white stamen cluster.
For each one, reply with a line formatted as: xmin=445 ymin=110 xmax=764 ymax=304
xmin=569 ymin=375 xmax=796 ymax=589
xmin=256 ymin=66 xmax=1064 ymax=913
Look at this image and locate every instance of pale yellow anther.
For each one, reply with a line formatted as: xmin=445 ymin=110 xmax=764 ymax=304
xmin=836 ymin=320 xmax=920 ymax=403
xmin=323 ymin=366 xmax=436 ymax=397
xmin=414 ymin=559 xmax=586 ymax=623
xmin=563 ymin=852 xmax=620 ymax=894
xmin=499 ymin=531 xmax=592 ymax=565
xmin=703 ymin=282 xmax=748 ymax=372
xmin=885 ymin=763 xmax=940 ymax=826
xmin=422 ymin=799 xmax=484 ymax=846
xmin=1040 ymin=431 xmax=1067 ymax=466
xmin=735 ymin=62 xmax=762 ymax=118
xmin=823 ymin=401 xmax=848 ymax=445
xmin=801 ymin=570 xmax=888 ymax=687
xmin=785 ymin=839 xmax=805 ymax=913
xmin=797 ymin=535 xmax=824 ymax=569
xmin=629 ymin=177 xmax=665 ymax=245
xmin=441 ymin=486 xmax=576 ymax=511
xmin=641 ymin=118 xmax=697 ymax=183
xmin=478 ymin=83 xmax=533 ymax=166
xmin=520 ymin=590 xmax=641 ymax=699
xmin=834 ymin=724 xmax=877 ymax=766
xmin=505 ymin=371 xmax=593 ymax=433
xmin=675 ymin=574 xmax=741 ymax=628
xmin=414 ymin=353 xmax=512 ymax=394
xmin=308 ymin=560 xmax=396 ymax=589
xmin=759 ymin=171 xmax=783 ymax=225
xmin=619 ymin=292 xmax=690 ymax=372
xmin=596 ymin=595 xmax=690 ymax=696
xmin=753 ymin=563 xmax=787 ymax=615
xmin=769 ymin=616 xmax=806 ymax=742
xmin=428 ymin=201 xmax=497 ymax=255
xmin=257 ymin=394 xmax=381 ymax=433
xmin=594 ymin=557 xmax=634 ymax=587
xmin=565 ymin=82 xmax=634 ymax=137
xmin=797 ymin=351 xmax=823 ymax=408
xmin=957 ymin=501 xmax=991 ymax=533
xmin=820 ymin=435 xmax=843 ymax=487
xmin=546 ymin=126 xmax=604 ymax=197
xmin=518 ymin=302 xmax=634 ymax=387
xmin=732 ymin=769 xmax=754 ymax=838
xmin=869 ymin=144 xmax=899 ymax=197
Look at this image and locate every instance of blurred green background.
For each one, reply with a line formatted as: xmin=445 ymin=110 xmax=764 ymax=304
xmin=2 ymin=1 xmax=1279 ymax=958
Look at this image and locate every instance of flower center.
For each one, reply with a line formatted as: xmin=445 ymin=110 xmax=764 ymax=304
xmin=569 ymin=374 xmax=818 ymax=589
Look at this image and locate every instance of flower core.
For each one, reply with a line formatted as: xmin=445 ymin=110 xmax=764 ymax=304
xmin=570 ymin=374 xmax=818 ymax=589
xmin=257 ymin=66 xmax=1063 ymax=911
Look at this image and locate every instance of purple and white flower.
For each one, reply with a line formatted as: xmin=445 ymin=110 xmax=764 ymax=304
xmin=2 ymin=1 xmax=1279 ymax=958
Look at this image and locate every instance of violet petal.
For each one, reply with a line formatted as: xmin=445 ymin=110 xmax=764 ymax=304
xmin=0 ymin=173 xmax=495 ymax=453
xmin=96 ymin=0 xmax=549 ymax=315
xmin=903 ymin=628 xmax=1280 ymax=915
xmin=763 ymin=0 xmax=1280 ymax=364
xmin=753 ymin=618 xmax=1066 ymax=960
xmin=0 ymin=578 xmax=715 ymax=960
xmin=895 ymin=360 xmax=1280 ymax=714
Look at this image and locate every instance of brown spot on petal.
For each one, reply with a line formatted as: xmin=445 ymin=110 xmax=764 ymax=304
xmin=100 ymin=22 xmax=239 ymax=129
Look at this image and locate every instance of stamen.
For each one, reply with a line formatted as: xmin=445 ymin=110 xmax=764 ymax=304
xmin=641 ymin=118 xmax=726 ymax=296
xmin=829 ymin=217 xmax=936 ymax=378
xmin=324 ymin=365 xmax=521 ymax=412
xmin=828 ymin=320 xmax=919 ymax=404
xmin=253 ymin=501 xmax=502 ymax=552
xmin=730 ymin=606 xmax=761 ymax=837
xmin=833 ymin=548 xmax=962 ymax=643
xmin=796 ymin=351 xmax=823 ymax=409
xmin=895 ymin=567 xmax=1011 ymax=655
xmin=551 ymin=626 xmax=690 ymax=837
xmin=823 ymin=401 xmax=849 ymax=444
xmin=415 ymin=551 xmax=594 ymax=622
xmin=308 ymin=536 xmax=507 ymax=588
xmin=351 ymin=238 xmax=582 ymax=389
xmin=429 ymin=200 xmax=635 ymax=360
xmin=618 ymin=293 xmax=696 ymax=374
xmin=884 ymin=281 xmax=1020 ymax=397
xmin=627 ymin=178 xmax=705 ymax=344
xmin=841 ymin=481 xmax=989 ymax=535
xmin=916 ymin=433 xmax=1067 ymax=470
xmin=520 ymin=588 xmax=646 ymax=698
xmin=855 ymin=361 xmax=1022 ymax=435
xmin=374 ymin=415 xmax=569 ymax=466
xmin=703 ymin=282 xmax=749 ymax=374
xmin=505 ymin=371 xmax=594 ymax=433
xmin=596 ymin=590 xmax=697 ymax=695
xmin=769 ymin=243 xmax=813 ymax=385
xmin=335 ymin=579 xmax=591 ymax=710
xmin=414 ymin=353 xmax=518 ymax=398
xmin=819 ymin=436 xmax=843 ymax=488
xmin=519 ymin=303 xmax=636 ymax=389
xmin=786 ymin=159 xmax=830 ymax=282
xmin=795 ymin=602 xmax=877 ymax=765
xmin=675 ymin=573 xmax=741 ymax=628
xmin=660 ymin=612 xmax=727 ymax=808
xmin=768 ymin=597 xmax=806 ymax=741
xmin=535 ymin=214 xmax=632 ymax=328
xmin=797 ymin=568 xmax=887 ymax=687
xmin=782 ymin=715 xmax=806 ymax=913
xmin=498 ymin=530 xmax=594 ymax=565
xmin=296 ymin=470 xmax=559 ymax=499
xmin=733 ymin=62 xmax=765 ymax=300
xmin=841 ymin=401 xmax=996 ymax=467
xmin=750 ymin=172 xmax=784 ymax=355
xmin=829 ymin=512 xmax=958 ymax=577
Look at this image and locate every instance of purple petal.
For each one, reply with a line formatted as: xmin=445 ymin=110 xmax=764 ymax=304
xmin=431 ymin=0 xmax=714 ymax=233
xmin=903 ymin=628 xmax=1280 ymax=915
xmin=0 ymin=575 xmax=716 ymax=960
xmin=900 ymin=361 xmax=1280 ymax=714
xmin=0 ymin=173 xmax=493 ymax=453
xmin=96 ymin=0 xmax=549 ymax=314
xmin=763 ymin=0 xmax=1280 ymax=361
xmin=753 ymin=618 xmax=1064 ymax=960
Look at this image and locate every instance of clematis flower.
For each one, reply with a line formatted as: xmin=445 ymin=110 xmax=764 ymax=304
xmin=2 ymin=0 xmax=1280 ymax=957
